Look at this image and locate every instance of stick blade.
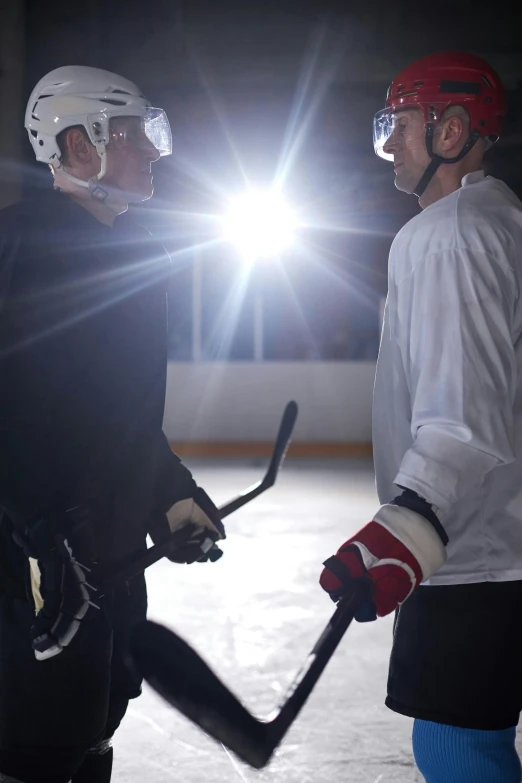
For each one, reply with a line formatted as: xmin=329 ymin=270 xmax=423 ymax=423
xmin=129 ymin=620 xmax=273 ymax=768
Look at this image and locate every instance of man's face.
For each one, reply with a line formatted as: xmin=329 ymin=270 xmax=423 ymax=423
xmin=382 ymin=108 xmax=431 ymax=194
xmin=102 ymin=116 xmax=161 ymax=201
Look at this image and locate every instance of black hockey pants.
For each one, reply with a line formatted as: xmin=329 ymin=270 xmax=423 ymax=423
xmin=0 ymin=574 xmax=146 ymax=783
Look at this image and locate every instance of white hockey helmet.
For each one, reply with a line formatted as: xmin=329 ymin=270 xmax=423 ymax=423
xmin=25 ymin=65 xmax=172 ymax=190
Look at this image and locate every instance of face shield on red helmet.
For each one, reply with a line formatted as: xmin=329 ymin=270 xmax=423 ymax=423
xmin=373 ymin=52 xmax=507 ymax=196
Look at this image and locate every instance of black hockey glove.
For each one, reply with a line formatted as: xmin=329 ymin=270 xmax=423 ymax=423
xmin=151 ymin=487 xmax=226 ymax=565
xmin=12 ymin=506 xmax=100 ymax=660
xmin=151 ymin=446 xmax=226 ymax=564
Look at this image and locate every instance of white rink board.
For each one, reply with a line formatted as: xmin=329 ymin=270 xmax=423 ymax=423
xmin=163 ymin=362 xmax=376 ymax=443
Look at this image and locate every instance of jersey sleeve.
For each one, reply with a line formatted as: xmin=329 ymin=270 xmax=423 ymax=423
xmin=394 ymin=246 xmax=518 ymax=516
xmin=153 ymin=431 xmax=198 ymax=511
xmin=146 ymin=431 xmax=200 ymax=544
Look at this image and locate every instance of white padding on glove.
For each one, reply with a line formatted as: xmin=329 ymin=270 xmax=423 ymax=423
xmin=166 ymin=498 xmax=224 ymax=540
xmin=373 ymin=504 xmax=447 ymax=581
xmin=29 ymin=557 xmax=44 ymax=614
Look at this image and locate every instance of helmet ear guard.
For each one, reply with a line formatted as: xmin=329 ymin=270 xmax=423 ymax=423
xmin=50 ymin=113 xmax=109 ymax=194
xmin=413 ymin=116 xmax=482 ymax=197
xmin=86 ymin=113 xmax=111 ymax=148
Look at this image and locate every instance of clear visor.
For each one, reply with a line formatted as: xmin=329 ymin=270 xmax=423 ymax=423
xmin=373 ymin=104 xmax=447 ymax=161
xmin=142 ymin=108 xmax=172 ymax=157
xmin=88 ymin=108 xmax=172 ymax=156
xmin=373 ymin=107 xmax=398 ymax=161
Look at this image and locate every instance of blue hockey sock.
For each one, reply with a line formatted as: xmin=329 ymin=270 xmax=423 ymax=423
xmin=412 ymin=720 xmax=521 ymax=783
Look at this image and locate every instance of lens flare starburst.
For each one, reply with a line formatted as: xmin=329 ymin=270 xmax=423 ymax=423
xmin=223 ymin=191 xmax=297 ymax=263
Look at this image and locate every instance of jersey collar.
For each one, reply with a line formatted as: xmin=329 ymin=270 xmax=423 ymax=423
xmin=461 ymin=169 xmax=486 ymax=187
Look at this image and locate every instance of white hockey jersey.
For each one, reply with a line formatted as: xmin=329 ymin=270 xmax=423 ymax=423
xmin=373 ymin=170 xmax=522 ymax=585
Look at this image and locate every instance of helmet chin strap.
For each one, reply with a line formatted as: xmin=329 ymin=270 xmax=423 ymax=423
xmin=413 ymin=124 xmax=482 ymax=198
xmin=54 ymin=145 xmax=127 ymax=214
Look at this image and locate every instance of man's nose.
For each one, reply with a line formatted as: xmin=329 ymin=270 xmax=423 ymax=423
xmin=382 ymin=128 xmax=400 ymax=156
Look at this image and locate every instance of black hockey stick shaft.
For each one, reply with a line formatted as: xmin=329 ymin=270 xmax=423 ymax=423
xmin=107 ymin=401 xmax=298 ymax=586
xmin=217 ymin=400 xmax=298 ymax=517
xmin=265 ymin=581 xmax=372 ymax=751
xmin=129 ymin=580 xmax=372 ymax=769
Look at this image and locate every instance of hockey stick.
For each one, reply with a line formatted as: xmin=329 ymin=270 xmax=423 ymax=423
xmin=218 ymin=399 xmax=298 ymax=517
xmin=107 ymin=401 xmax=298 ymax=586
xmin=129 ymin=579 xmax=372 ymax=769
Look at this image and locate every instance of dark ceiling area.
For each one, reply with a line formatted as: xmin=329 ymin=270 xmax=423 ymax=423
xmin=19 ymin=1 xmax=522 ymax=310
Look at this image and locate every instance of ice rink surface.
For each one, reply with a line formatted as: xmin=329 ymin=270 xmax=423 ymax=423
xmin=114 ymin=459 xmax=522 ymax=782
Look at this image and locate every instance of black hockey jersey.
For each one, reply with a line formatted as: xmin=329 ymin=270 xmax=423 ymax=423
xmin=0 ymin=187 xmax=195 ymax=570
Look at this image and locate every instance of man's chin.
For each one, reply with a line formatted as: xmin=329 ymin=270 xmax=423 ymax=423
xmin=101 ymin=180 xmax=154 ymax=205
xmin=122 ymin=181 xmax=155 ymax=203
xmin=126 ymin=186 xmax=154 ymax=203
xmin=394 ymin=171 xmax=416 ymax=196
xmin=121 ymin=173 xmax=155 ymax=203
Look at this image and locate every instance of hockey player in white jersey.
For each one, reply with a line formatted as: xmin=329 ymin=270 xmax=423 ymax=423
xmin=320 ymin=52 xmax=522 ymax=782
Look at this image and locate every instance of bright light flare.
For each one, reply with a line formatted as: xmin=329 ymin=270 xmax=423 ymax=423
xmin=223 ymin=191 xmax=296 ymax=262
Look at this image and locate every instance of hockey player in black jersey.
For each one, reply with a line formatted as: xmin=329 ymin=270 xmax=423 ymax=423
xmin=0 ymin=65 xmax=225 ymax=783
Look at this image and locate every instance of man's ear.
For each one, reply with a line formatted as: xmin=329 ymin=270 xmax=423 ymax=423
xmin=66 ymin=129 xmax=94 ymax=164
xmin=439 ymin=115 xmax=466 ymax=155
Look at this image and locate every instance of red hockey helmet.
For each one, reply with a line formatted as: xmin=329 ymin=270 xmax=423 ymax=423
xmin=374 ymin=51 xmax=507 ymax=162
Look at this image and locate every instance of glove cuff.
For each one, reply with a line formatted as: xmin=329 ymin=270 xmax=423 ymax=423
xmin=373 ymin=504 xmax=447 ymax=581
xmin=392 ymin=487 xmax=448 ymax=545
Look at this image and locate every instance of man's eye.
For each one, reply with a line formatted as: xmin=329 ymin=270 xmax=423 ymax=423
xmin=391 ymin=120 xmax=406 ymax=133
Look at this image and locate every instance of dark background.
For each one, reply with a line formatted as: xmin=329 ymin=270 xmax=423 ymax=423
xmin=15 ymin=0 xmax=522 ymax=359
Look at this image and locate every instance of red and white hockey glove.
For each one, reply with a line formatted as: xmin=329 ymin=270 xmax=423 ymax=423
xmin=320 ymin=494 xmax=447 ymax=621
